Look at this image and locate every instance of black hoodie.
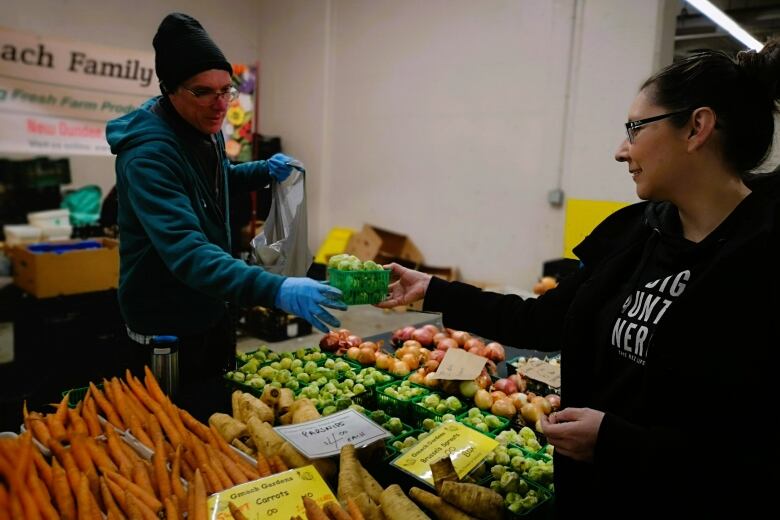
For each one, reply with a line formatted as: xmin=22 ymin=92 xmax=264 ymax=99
xmin=424 ymin=173 xmax=780 ymax=518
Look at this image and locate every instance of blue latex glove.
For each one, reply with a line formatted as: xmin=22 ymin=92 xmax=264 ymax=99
xmin=267 ymin=153 xmax=305 ymax=182
xmin=274 ymin=277 xmax=347 ymax=332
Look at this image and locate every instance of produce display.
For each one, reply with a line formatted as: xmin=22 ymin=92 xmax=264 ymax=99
xmin=2 ymin=317 xmax=559 ymax=520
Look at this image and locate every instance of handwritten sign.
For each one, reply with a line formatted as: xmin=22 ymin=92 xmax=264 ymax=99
xmin=391 ymin=421 xmax=497 ymax=486
xmin=207 ymin=466 xmax=336 ymax=520
xmin=517 ymin=358 xmax=561 ymax=388
xmin=274 ymin=408 xmax=390 ymax=459
xmin=431 ymin=348 xmax=487 ymax=380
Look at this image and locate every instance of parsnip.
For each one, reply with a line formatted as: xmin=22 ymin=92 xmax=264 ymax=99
xmin=354 ymin=492 xmax=385 ymax=520
xmin=208 ymin=413 xmax=247 ymax=443
xmin=439 ymin=481 xmax=503 ymax=520
xmin=338 ymin=444 xmax=364 ymax=503
xmin=379 ymin=485 xmax=431 ymax=520
xmin=409 ymin=487 xmax=476 ymax=520
xmin=359 ymin=466 xmax=383 ymax=504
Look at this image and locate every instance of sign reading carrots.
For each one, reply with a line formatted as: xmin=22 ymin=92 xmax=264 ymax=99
xmin=207 ymin=466 xmax=335 ymax=520
xmin=391 ymin=421 xmax=497 ymax=486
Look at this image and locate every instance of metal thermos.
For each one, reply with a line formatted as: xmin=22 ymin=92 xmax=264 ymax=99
xmin=150 ymin=335 xmax=180 ymax=399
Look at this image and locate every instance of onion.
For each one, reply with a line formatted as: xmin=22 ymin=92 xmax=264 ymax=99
xmin=359 ymin=341 xmax=378 ymax=352
xmin=509 ymin=392 xmax=529 ymax=412
xmin=402 ymin=340 xmax=422 ymax=351
xmin=532 ymin=396 xmax=552 ymax=415
xmin=429 ymin=350 xmax=445 ymax=363
xmin=521 ymin=403 xmax=542 ymax=423
xmin=484 ymin=342 xmax=506 ymax=362
xmin=436 ymin=338 xmax=458 ymax=351
xmin=423 ymin=372 xmax=440 ymax=388
xmin=458 ymin=380 xmax=478 ymax=398
xmin=464 ymin=338 xmax=486 ymax=352
xmin=545 ymin=393 xmax=562 ymax=411
xmin=346 ymin=335 xmax=363 ymax=349
xmin=390 ymin=359 xmax=410 ymax=377
xmin=508 ymin=374 xmax=527 ymax=393
xmin=491 ymin=378 xmax=518 ymax=395
xmin=423 ymin=324 xmax=440 ymax=336
xmin=491 ymin=398 xmax=517 ymax=419
xmin=474 ymin=389 xmax=493 ymax=410
xmin=400 ymin=326 xmax=416 ymax=341
xmin=411 ymin=328 xmax=434 ymax=347
xmin=408 ymin=369 xmax=425 ymax=385
xmin=346 ymin=346 xmax=360 ymax=360
xmin=424 ymin=359 xmax=440 ymax=372
xmin=357 ymin=347 xmax=376 ymax=365
xmin=401 ymin=353 xmax=420 ymax=370
xmin=491 ymin=390 xmax=507 ymax=401
xmin=319 ymin=332 xmax=341 ymax=352
xmin=375 ymin=353 xmax=391 ymax=370
xmin=450 ymin=330 xmax=471 ymax=347
xmin=475 ymin=372 xmax=492 ymax=389
xmin=432 ymin=332 xmax=449 ymax=346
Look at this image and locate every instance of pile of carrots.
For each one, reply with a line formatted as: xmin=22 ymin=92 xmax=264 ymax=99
xmin=1 ymin=367 xmax=291 ymax=519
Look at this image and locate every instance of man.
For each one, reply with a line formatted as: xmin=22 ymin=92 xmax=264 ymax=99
xmin=106 ymin=13 xmax=345 ymax=419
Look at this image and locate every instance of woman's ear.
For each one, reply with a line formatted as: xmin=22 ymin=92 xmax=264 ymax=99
xmin=687 ymin=107 xmax=717 ymax=152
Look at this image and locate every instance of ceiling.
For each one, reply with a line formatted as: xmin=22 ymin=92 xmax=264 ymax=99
xmin=675 ymin=0 xmax=780 ymax=59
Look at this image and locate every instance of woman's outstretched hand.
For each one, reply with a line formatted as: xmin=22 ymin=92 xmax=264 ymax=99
xmin=375 ymin=263 xmax=433 ymax=308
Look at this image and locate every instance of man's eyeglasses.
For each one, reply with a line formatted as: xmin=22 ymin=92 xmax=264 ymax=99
xmin=180 ymin=86 xmax=239 ymax=105
xmin=625 ymin=109 xmax=691 ymax=144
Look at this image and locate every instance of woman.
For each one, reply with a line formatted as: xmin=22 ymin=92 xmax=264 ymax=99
xmin=379 ymin=42 xmax=780 ymax=517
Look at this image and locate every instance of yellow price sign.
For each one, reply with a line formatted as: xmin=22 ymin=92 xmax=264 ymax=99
xmin=391 ymin=422 xmax=498 ymax=486
xmin=207 ymin=465 xmax=336 ymax=520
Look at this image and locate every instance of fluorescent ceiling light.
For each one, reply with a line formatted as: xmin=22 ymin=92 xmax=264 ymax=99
xmin=686 ymin=0 xmax=763 ymax=51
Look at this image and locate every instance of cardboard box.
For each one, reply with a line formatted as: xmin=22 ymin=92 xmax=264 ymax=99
xmin=10 ymin=238 xmax=119 ymax=298
xmin=346 ymin=224 xmax=424 ymax=266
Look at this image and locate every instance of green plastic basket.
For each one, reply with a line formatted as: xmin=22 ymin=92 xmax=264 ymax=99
xmin=456 ymin=409 xmax=510 ymax=436
xmin=327 ymin=268 xmax=390 ymax=305
xmin=376 ymin=381 xmax=429 ymax=423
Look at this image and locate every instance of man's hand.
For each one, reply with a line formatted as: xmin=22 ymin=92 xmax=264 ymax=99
xmin=267 ymin=153 xmax=304 ymax=182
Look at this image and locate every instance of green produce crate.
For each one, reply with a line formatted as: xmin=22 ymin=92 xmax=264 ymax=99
xmin=485 ymin=474 xmax=552 ymax=518
xmin=328 ymin=268 xmax=390 ymax=305
xmin=376 ymin=381 xmax=429 ymax=423
xmin=456 ymin=409 xmax=510 ymax=436
xmin=387 ymin=429 xmax=428 ymax=456
xmin=410 ymin=392 xmax=466 ymax=429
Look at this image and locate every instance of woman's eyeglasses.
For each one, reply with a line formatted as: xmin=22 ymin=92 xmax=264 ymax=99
xmin=181 ymin=86 xmax=239 ymax=105
xmin=625 ymin=109 xmax=691 ymax=144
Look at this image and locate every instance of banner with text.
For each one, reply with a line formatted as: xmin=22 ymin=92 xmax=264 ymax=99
xmin=0 ymin=27 xmax=158 ymax=156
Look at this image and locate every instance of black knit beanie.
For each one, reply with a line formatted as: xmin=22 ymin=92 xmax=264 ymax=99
xmin=153 ymin=13 xmax=232 ymax=93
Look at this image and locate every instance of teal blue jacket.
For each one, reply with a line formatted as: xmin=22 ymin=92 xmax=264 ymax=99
xmin=106 ymin=97 xmax=284 ymax=335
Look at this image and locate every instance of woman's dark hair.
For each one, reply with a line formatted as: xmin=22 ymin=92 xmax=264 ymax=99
xmin=642 ymin=40 xmax=780 ymax=172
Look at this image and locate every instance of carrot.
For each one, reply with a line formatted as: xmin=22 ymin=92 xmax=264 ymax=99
xmin=192 ymin=469 xmax=208 ymax=520
xmin=103 ymin=476 xmax=127 ymax=511
xmin=437 ymin=481 xmax=502 ymax=520
xmin=151 ymin=403 xmax=183 ymax=447
xmin=131 ymin=461 xmax=155 ymax=498
xmin=83 ymin=437 xmax=117 ymax=474
xmin=14 ymin=430 xmax=33 ymax=481
xmin=324 ymin=501 xmax=353 ymax=520
xmin=256 ymin=451 xmax=272 ymax=478
xmin=213 ymin=445 xmax=248 ymax=485
xmin=75 ymin=474 xmax=94 ymax=520
xmin=163 ymin=497 xmax=181 ymax=520
xmin=123 ymin=492 xmax=144 ymax=520
xmin=27 ymin=469 xmax=57 ymax=520
xmin=170 ymin=445 xmax=187 ymax=507
xmin=81 ymin=399 xmax=102 ymax=438
xmin=208 ymin=424 xmax=259 ymax=481
xmin=408 ymin=487 xmax=475 ymax=520
xmin=151 ymin=438 xmax=171 ymax=500
xmin=271 ymin=454 xmax=288 ymax=473
xmin=302 ymin=496 xmax=330 ymax=520
xmin=8 ymin=492 xmax=25 ymax=520
xmin=104 ymin=470 xmax=163 ymax=513
xmin=118 ymin=438 xmax=145 ymax=466
xmin=67 ymin=408 xmax=89 ymax=436
xmin=124 ymin=372 xmax=157 ymax=413
xmin=204 ymin=444 xmax=233 ymax=490
xmin=178 ymin=453 xmax=195 ymax=482
xmin=103 ymin=427 xmax=133 ymax=479
xmin=46 ymin=413 xmax=68 ymax=443
xmin=107 ymin=378 xmax=135 ymax=429
xmin=379 ymin=484 xmax=431 ymax=520
xmin=119 ymin=381 xmax=150 ymax=423
xmin=48 ymin=440 xmax=81 ymax=497
xmin=99 ymin=477 xmax=126 ymax=520
xmin=346 ymin=498 xmax=366 ymax=520
xmin=0 ymin=484 xmax=10 ymax=520
xmin=127 ymin=412 xmax=154 ymax=449
xmin=51 ymin=460 xmax=77 ymax=520
xmin=55 ymin=393 xmax=70 ymax=426
xmin=178 ymin=408 xmax=210 ymax=442
xmin=143 ymin=366 xmax=167 ymax=404
xmin=89 ymin=383 xmax=125 ymax=430
xmin=26 ymin=414 xmax=53 ymax=449
xmin=227 ymin=501 xmax=249 ymax=520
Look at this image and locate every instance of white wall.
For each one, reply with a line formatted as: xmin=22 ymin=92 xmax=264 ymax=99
xmin=3 ymin=0 xmax=678 ymax=288
xmin=258 ymin=0 xmax=675 ymax=287
xmin=2 ymin=0 xmax=263 ymax=197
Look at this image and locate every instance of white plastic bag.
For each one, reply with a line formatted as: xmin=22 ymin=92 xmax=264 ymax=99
xmin=251 ymin=171 xmax=312 ymax=276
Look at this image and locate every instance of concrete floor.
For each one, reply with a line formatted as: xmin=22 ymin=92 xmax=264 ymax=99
xmin=236 ymin=305 xmax=442 ymax=353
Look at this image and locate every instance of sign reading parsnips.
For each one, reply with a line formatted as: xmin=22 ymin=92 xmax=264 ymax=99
xmin=0 ymin=27 xmax=158 ymax=155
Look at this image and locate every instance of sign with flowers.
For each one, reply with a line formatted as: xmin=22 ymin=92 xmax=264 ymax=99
xmin=222 ymin=64 xmax=256 ymax=162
